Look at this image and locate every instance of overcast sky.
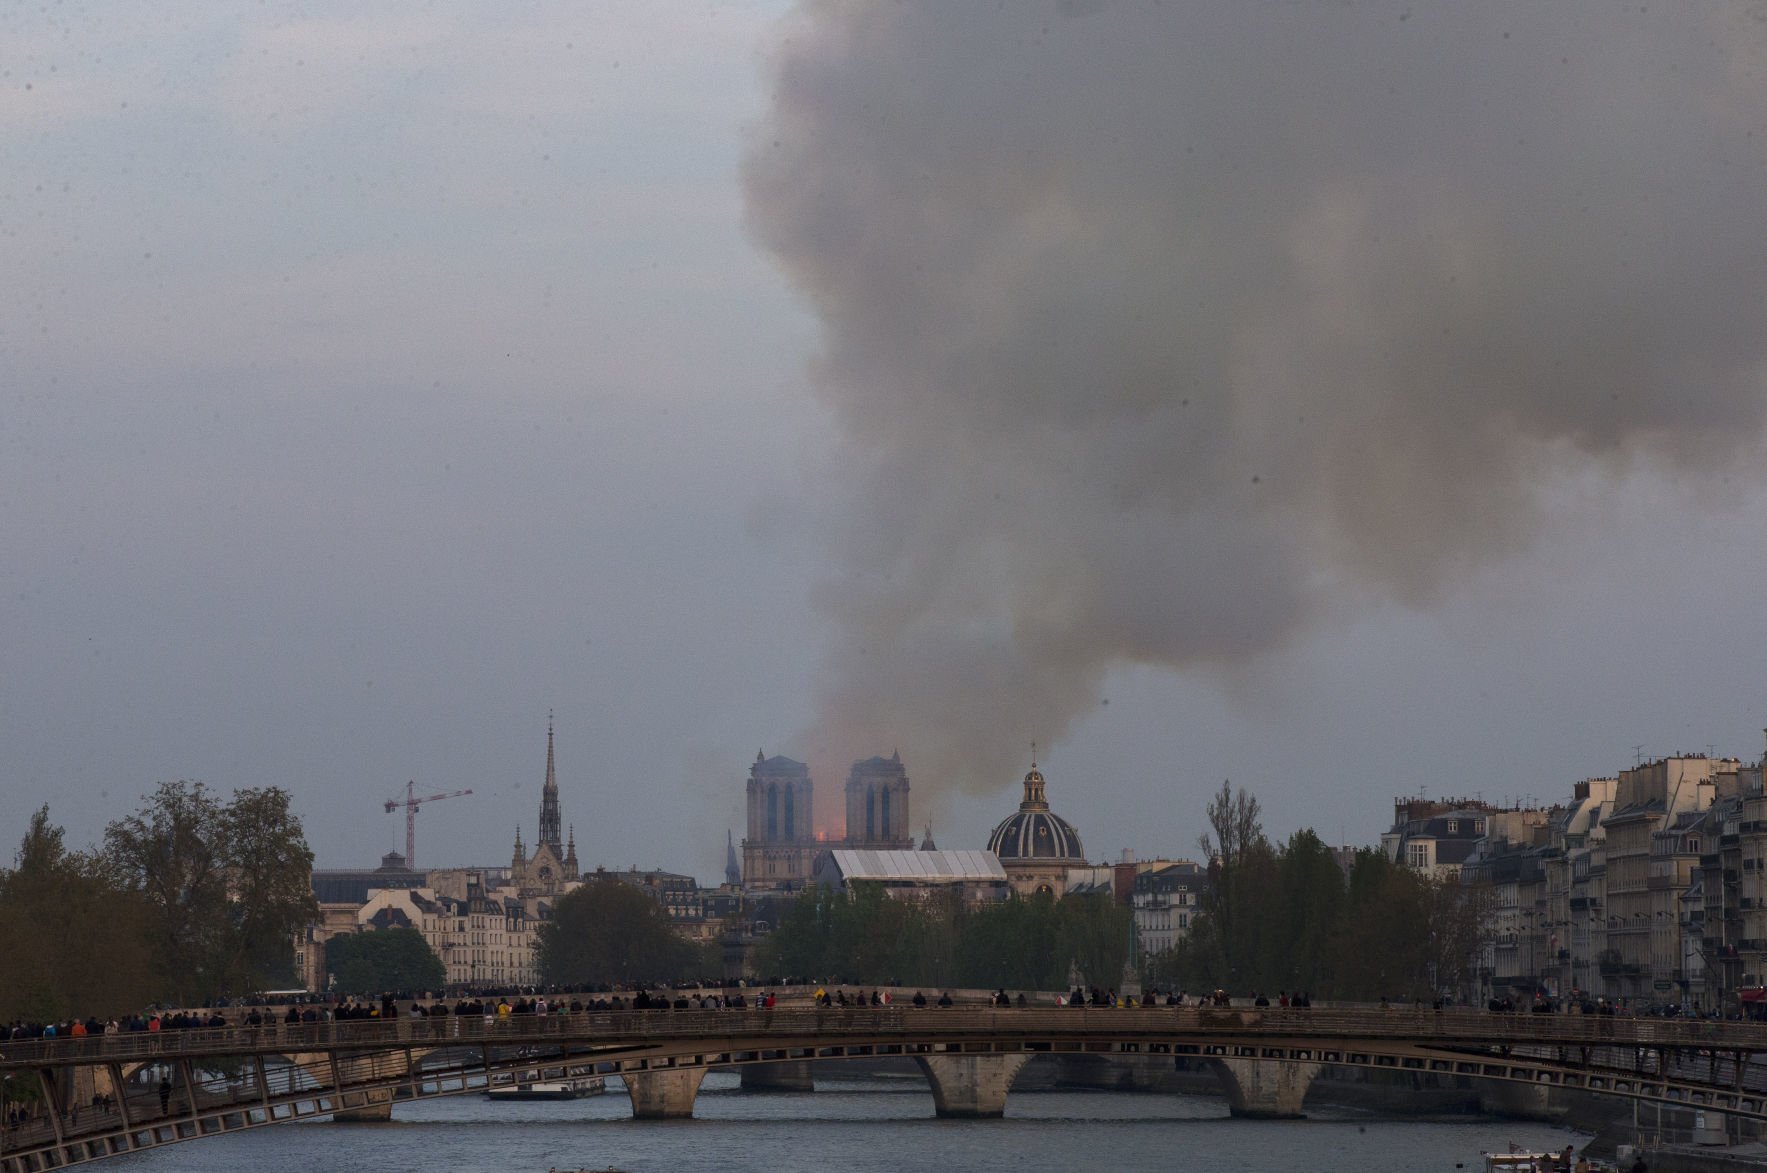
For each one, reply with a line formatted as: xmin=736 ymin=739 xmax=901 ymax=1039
xmin=5 ymin=2 xmax=1767 ymax=880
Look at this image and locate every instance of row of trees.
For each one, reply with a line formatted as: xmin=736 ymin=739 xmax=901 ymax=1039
xmin=1150 ymin=782 xmax=1482 ymax=1001
xmin=536 ymin=878 xmax=718 ymax=985
xmin=0 ymin=783 xmax=318 ymax=1020
xmin=325 ymin=927 xmax=445 ymax=995
xmin=760 ymin=885 xmax=1135 ymax=992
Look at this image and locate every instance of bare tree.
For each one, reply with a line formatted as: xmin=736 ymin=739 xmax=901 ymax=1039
xmin=1197 ymin=779 xmax=1264 ymax=867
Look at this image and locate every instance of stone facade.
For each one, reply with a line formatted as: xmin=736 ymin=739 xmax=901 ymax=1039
xmin=741 ymin=752 xmax=820 ymax=890
xmin=1600 ymin=756 xmax=1728 ymax=1002
xmin=1404 ymin=743 xmax=1767 ymax=1012
xmin=355 ymin=878 xmax=539 ymax=988
xmin=740 ymin=749 xmax=916 ymax=892
xmin=1131 ymin=860 xmax=1210 ymax=957
xmin=844 ymin=753 xmax=914 ymax=848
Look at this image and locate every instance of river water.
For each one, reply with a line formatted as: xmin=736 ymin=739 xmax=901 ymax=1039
xmin=110 ymin=1071 xmax=1587 ymax=1172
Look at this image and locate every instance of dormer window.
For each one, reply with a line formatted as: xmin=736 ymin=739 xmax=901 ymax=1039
xmin=1447 ymin=820 xmax=1459 ymax=834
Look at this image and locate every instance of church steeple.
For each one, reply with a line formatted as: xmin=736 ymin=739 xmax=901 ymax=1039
xmin=539 ymin=713 xmax=563 ymax=851
xmin=725 ymin=829 xmax=742 ymax=886
xmin=565 ymin=824 xmax=580 ymax=880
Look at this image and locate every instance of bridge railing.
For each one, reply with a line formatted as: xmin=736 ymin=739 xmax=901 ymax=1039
xmin=6 ymin=1005 xmax=1767 ymax=1070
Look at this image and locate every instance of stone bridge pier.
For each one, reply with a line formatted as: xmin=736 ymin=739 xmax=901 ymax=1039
xmin=1204 ymin=1056 xmax=1322 ymax=1119
xmin=913 ymin=1053 xmax=1031 ymax=1118
xmin=309 ymin=1050 xmax=408 ymax=1122
xmin=1479 ymin=1079 xmax=1562 ymax=1122
xmin=332 ymin=1086 xmax=395 ymax=1123
xmin=623 ymin=1068 xmax=708 ymax=1119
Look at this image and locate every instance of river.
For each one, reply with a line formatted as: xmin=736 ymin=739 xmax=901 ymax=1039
xmin=109 ymin=1071 xmax=1587 ymax=1172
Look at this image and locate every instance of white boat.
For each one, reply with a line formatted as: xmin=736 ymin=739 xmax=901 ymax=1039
xmin=1481 ymin=1150 xmax=1607 ymax=1172
xmin=485 ymin=1075 xmax=605 ymax=1101
xmin=1484 ymin=1155 xmax=1555 ymax=1172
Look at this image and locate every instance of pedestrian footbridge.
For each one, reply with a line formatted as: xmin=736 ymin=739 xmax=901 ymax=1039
xmin=3 ymin=1006 xmax=1765 ymax=1170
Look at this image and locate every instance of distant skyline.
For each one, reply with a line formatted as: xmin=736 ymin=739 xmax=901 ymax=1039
xmin=5 ymin=3 xmax=1767 ymax=880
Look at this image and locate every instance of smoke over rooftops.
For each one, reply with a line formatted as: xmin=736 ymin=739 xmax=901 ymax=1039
xmin=744 ymin=2 xmax=1767 ymax=799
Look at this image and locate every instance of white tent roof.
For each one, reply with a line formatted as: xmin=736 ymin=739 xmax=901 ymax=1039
xmin=828 ymin=849 xmax=1006 ymax=882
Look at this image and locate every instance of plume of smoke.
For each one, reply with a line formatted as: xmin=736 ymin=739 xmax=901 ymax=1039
xmin=745 ymin=2 xmax=1767 ymax=802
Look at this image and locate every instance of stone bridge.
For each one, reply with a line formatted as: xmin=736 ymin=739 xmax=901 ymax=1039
xmin=5 ymin=1006 xmax=1767 ymax=1171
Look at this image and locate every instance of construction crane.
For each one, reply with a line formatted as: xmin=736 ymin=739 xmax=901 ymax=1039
xmin=384 ymin=781 xmax=473 ymax=869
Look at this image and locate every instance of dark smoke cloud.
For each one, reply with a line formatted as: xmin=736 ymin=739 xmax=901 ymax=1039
xmin=745 ymin=2 xmax=1767 ymax=805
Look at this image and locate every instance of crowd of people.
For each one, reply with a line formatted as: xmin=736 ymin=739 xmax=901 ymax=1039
xmin=11 ymin=984 xmax=1718 ymax=1052
xmin=5 ymin=1009 xmax=229 ymax=1042
xmin=0 ymin=985 xmax=1372 ymax=1050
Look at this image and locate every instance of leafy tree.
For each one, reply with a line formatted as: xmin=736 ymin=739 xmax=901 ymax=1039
xmin=1328 ymin=850 xmax=1485 ymax=1001
xmin=1270 ymin=829 xmax=1347 ymax=994
xmin=953 ymin=891 xmax=1066 ymax=990
xmin=104 ymin=781 xmax=317 ymax=1001
xmin=537 ymin=878 xmax=706 ymax=986
xmin=831 ymin=884 xmax=926 ymax=982
xmin=0 ymin=808 xmax=157 ymax=1020
xmin=325 ymin=927 xmax=446 ymax=995
xmin=1424 ymin=871 xmax=1487 ymax=999
xmin=223 ymin=788 xmax=319 ymax=988
xmin=1163 ymin=785 xmax=1497 ymax=1003
xmin=760 ymin=884 xmax=1133 ymax=992
xmin=1057 ymin=892 xmax=1136 ymax=991
xmin=1333 ymin=850 xmax=1432 ymax=999
xmin=761 ymin=885 xmax=840 ymax=979
xmin=1182 ymin=780 xmax=1276 ymax=992
xmin=104 ymin=781 xmax=228 ymax=1000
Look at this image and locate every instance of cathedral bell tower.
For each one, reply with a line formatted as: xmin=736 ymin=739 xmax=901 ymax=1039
xmin=844 ymin=750 xmax=913 ymax=848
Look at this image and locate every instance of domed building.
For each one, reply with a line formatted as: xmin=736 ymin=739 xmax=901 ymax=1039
xmin=987 ymin=758 xmax=1088 ymax=897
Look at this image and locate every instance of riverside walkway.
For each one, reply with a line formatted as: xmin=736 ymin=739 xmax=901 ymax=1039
xmin=4 ymin=1004 xmax=1766 ymax=1171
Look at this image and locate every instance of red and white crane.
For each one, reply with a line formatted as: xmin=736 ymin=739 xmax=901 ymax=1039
xmin=384 ymin=781 xmax=473 ymax=869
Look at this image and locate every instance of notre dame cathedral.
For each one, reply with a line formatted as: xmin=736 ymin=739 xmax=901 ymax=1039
xmin=740 ymin=749 xmax=915 ymax=891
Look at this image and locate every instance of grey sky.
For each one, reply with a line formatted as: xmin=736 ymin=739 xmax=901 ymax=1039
xmin=5 ymin=2 xmax=1766 ymax=880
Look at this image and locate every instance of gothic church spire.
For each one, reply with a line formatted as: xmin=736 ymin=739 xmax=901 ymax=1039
xmin=539 ymin=712 xmax=563 ymax=850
